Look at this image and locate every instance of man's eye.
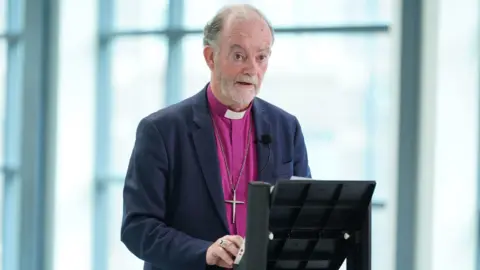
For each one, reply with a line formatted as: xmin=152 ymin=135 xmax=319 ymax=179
xmin=234 ymin=53 xmax=243 ymax=60
xmin=258 ymin=55 xmax=267 ymax=61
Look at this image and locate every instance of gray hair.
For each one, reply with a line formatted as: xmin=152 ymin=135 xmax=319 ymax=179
xmin=202 ymin=4 xmax=275 ymax=50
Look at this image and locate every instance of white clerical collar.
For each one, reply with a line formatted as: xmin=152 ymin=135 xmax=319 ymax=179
xmin=224 ymin=109 xmax=246 ymax=120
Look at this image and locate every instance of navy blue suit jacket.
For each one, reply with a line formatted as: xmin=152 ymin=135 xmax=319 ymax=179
xmin=121 ymin=85 xmax=311 ymax=270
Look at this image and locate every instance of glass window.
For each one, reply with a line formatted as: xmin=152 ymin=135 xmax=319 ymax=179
xmin=53 ymin=1 xmax=98 ymax=267
xmin=181 ymin=33 xmax=396 ymax=270
xmin=261 ymin=34 xmax=393 ymax=198
xmin=108 ymin=36 xmax=167 ymax=270
xmin=0 ymin=0 xmax=5 ymax=33
xmin=110 ymin=36 xmax=167 ymax=177
xmin=181 ymin=35 xmax=210 ymax=98
xmin=0 ymin=39 xmax=5 ymax=269
xmin=183 ymin=0 xmax=392 ymax=29
xmin=0 ymin=173 xmax=4 ymax=265
xmin=0 ymin=40 xmax=5 ymax=165
xmin=114 ymin=0 xmax=168 ymax=30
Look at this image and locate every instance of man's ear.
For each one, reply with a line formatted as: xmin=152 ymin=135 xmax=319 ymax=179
xmin=203 ymin=46 xmax=215 ymax=71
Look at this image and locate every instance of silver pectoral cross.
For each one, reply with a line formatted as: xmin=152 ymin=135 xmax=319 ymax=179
xmin=225 ymin=190 xmax=244 ymax=224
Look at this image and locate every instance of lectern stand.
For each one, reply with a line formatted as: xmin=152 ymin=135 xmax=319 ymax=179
xmin=234 ymin=179 xmax=376 ymax=270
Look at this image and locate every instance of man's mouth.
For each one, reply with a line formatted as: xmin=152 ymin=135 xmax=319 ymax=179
xmin=236 ymin=81 xmax=253 ymax=86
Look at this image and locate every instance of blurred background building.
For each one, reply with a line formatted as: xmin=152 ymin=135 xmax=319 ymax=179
xmin=0 ymin=0 xmax=478 ymax=269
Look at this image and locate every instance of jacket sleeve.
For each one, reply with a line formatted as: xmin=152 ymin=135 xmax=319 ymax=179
xmin=121 ymin=117 xmax=212 ymax=269
xmin=292 ymin=117 xmax=312 ymax=178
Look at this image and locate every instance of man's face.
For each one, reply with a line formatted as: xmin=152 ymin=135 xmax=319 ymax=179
xmin=212 ymin=15 xmax=272 ymax=109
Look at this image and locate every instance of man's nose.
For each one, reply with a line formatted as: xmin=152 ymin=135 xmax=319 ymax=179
xmin=243 ymin=58 xmax=258 ymax=76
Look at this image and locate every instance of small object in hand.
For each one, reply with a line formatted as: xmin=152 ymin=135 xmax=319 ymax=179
xmin=234 ymin=239 xmax=246 ymax=265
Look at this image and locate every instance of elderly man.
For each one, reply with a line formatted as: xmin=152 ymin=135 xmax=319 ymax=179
xmin=121 ymin=4 xmax=311 ymax=270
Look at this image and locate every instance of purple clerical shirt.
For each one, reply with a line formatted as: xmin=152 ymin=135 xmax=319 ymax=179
xmin=207 ymin=85 xmax=258 ymax=238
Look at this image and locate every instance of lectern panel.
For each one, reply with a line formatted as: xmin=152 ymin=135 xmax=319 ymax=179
xmin=235 ymin=180 xmax=375 ymax=270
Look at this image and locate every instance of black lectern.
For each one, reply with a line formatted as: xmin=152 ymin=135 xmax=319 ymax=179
xmin=234 ymin=179 xmax=376 ymax=270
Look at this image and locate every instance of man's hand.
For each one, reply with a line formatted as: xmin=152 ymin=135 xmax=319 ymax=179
xmin=206 ymin=235 xmax=244 ymax=268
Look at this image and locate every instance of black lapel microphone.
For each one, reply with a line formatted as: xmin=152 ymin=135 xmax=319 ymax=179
xmin=257 ymin=134 xmax=272 ymax=174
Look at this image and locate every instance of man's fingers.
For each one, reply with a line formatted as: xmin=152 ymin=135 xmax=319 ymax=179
xmin=217 ymin=260 xmax=233 ymax=268
xmin=223 ymin=242 xmax=239 ymax=257
xmin=223 ymin=235 xmax=244 ymax=248
xmin=210 ymin=235 xmax=244 ymax=267
xmin=213 ymin=246 xmax=233 ymax=266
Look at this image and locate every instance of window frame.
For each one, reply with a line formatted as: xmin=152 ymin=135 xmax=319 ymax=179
xmin=1 ymin=0 xmax=23 ymax=268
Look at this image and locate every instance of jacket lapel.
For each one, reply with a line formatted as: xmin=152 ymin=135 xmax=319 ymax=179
xmin=252 ymin=100 xmax=275 ymax=185
xmin=191 ymin=89 xmax=229 ymax=233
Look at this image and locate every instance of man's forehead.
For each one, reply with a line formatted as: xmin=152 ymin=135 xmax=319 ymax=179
xmin=220 ymin=19 xmax=272 ymax=49
xmin=223 ymin=12 xmax=270 ymax=33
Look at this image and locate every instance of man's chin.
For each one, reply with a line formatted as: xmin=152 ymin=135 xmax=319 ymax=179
xmin=233 ymin=84 xmax=257 ymax=95
xmin=231 ymin=95 xmax=255 ymax=108
xmin=221 ymin=87 xmax=257 ymax=107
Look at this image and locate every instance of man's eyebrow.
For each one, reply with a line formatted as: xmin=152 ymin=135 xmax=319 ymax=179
xmin=259 ymin=47 xmax=271 ymax=53
xmin=229 ymin=44 xmax=271 ymax=53
xmin=229 ymin=44 xmax=245 ymax=51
